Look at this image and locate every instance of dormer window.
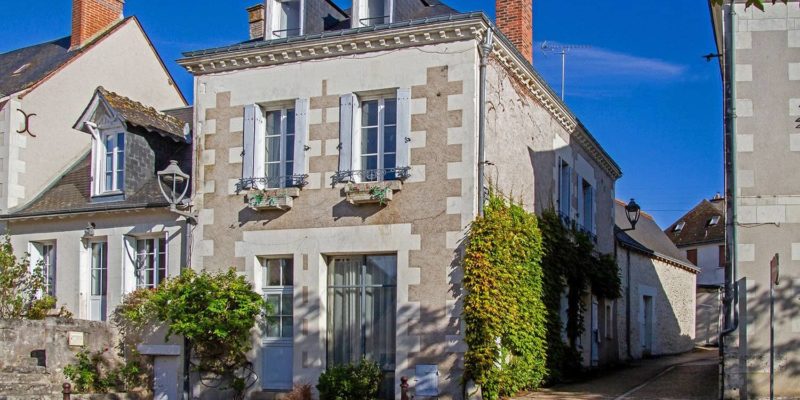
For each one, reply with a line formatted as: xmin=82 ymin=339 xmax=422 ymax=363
xmin=353 ymin=0 xmax=393 ymax=27
xmin=89 ymin=129 xmax=126 ymax=198
xmin=267 ymin=0 xmax=304 ymax=39
xmin=708 ymin=215 xmax=721 ymax=226
xmin=674 ymin=221 xmax=685 ymax=232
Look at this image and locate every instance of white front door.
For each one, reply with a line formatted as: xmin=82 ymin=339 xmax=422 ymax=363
xmin=89 ymin=242 xmax=108 ymax=321
xmin=261 ymin=258 xmax=294 ymax=390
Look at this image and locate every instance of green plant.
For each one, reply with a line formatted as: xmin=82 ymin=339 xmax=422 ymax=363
xmin=463 ymin=193 xmax=547 ymax=399
xmin=63 ymin=349 xmax=142 ymax=393
xmin=0 ymin=236 xmax=62 ymax=319
xmin=316 ymin=358 xmax=383 ymax=400
xmin=368 ymin=186 xmax=390 ymax=205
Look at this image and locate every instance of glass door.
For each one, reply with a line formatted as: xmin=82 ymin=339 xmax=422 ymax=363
xmin=90 ymin=242 xmax=108 ymax=321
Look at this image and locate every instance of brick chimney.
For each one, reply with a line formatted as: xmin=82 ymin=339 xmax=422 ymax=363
xmin=495 ymin=0 xmax=533 ymax=62
xmin=70 ymin=0 xmax=124 ymax=50
xmin=247 ymin=4 xmax=266 ymax=41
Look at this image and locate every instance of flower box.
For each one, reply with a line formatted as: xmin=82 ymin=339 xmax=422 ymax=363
xmin=344 ymin=181 xmax=402 ymax=206
xmin=246 ymin=188 xmax=301 ymax=211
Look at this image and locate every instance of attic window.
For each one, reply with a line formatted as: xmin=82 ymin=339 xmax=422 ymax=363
xmin=12 ymin=63 xmax=31 ymax=75
xmin=708 ymin=216 xmax=721 ymax=226
xmin=353 ymin=0 xmax=393 ymax=27
xmin=674 ymin=221 xmax=685 ymax=232
xmin=267 ymin=0 xmax=304 ymax=39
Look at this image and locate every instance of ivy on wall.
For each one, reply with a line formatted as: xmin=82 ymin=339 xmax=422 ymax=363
xmin=539 ymin=210 xmax=621 ymax=382
xmin=463 ymin=193 xmax=547 ymax=399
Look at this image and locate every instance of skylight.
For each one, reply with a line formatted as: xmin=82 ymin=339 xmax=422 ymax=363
xmin=674 ymin=221 xmax=685 ymax=232
xmin=708 ymin=216 xmax=721 ymax=226
xmin=12 ymin=63 xmax=31 ymax=75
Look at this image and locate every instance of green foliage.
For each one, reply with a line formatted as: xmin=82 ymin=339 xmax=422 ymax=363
xmin=316 ymin=358 xmax=382 ymax=400
xmin=463 ymin=194 xmax=547 ymax=399
xmin=63 ymin=349 xmax=143 ymax=393
xmin=0 ymin=236 xmax=65 ymax=320
xmin=538 ymin=210 xmax=621 ymax=382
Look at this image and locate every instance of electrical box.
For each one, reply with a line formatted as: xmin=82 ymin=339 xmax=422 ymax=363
xmin=415 ymin=364 xmax=438 ymax=396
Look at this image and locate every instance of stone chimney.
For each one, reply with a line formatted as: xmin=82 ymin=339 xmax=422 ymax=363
xmin=248 ymin=4 xmax=266 ymax=41
xmin=70 ymin=0 xmax=124 ymax=50
xmin=495 ymin=0 xmax=533 ymax=62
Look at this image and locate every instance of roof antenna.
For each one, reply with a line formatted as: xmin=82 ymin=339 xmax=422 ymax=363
xmin=540 ymin=41 xmax=591 ymax=101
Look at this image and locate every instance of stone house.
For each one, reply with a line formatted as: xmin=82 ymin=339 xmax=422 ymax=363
xmin=709 ymin=1 xmax=800 ymax=397
xmin=177 ymin=0 xmax=620 ymax=397
xmin=665 ymin=195 xmax=725 ymax=346
xmin=615 ymin=200 xmax=698 ymax=360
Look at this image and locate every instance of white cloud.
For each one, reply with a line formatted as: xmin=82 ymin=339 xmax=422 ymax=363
xmin=534 ymin=44 xmax=687 ymax=81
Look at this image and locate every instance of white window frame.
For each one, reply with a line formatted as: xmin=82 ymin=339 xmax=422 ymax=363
xmin=243 ymin=100 xmax=308 ymax=190
xmin=135 ymin=237 xmax=167 ymax=289
xmin=30 ymin=242 xmax=56 ymax=298
xmin=261 ymin=257 xmax=294 ymax=343
xmin=266 ymin=0 xmax=305 ymax=39
xmin=89 ymin=128 xmax=125 ymax=197
xmin=358 ymin=95 xmax=396 ymax=182
xmin=352 ymin=0 xmax=394 ymax=27
xmin=90 ymin=242 xmax=108 ymax=297
xmin=264 ymin=106 xmax=296 ymax=188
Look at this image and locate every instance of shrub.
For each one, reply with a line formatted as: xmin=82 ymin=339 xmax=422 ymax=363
xmin=63 ymin=349 xmax=143 ymax=393
xmin=0 ymin=236 xmax=62 ymax=319
xmin=317 ymin=358 xmax=382 ymax=400
xmin=286 ymin=383 xmax=313 ymax=400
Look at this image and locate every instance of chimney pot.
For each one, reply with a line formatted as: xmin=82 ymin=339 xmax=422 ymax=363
xmin=247 ymin=4 xmax=266 ymax=41
xmin=495 ymin=0 xmax=533 ymax=63
xmin=70 ymin=0 xmax=124 ymax=50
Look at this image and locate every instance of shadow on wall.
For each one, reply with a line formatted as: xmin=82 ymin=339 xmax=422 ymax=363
xmin=735 ymin=281 xmax=800 ymax=397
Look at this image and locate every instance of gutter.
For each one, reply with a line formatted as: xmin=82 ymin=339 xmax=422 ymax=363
xmin=1 ymin=203 xmax=172 ymax=221
xmin=477 ymin=28 xmax=493 ymax=216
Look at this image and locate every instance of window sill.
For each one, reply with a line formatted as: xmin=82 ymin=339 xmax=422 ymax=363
xmin=343 ymin=180 xmax=402 ymax=206
xmin=91 ymin=191 xmax=125 ymax=203
xmin=246 ymin=187 xmax=301 ymax=211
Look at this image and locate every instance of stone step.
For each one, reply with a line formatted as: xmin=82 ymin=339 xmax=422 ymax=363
xmin=0 ymin=381 xmax=57 ymax=396
xmin=0 ymin=372 xmax=52 ymax=384
xmin=1 ymin=365 xmax=47 ymax=374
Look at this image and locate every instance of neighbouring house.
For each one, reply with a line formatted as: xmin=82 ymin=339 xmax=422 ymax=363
xmin=709 ymin=1 xmax=800 ymax=397
xmin=177 ymin=0 xmax=620 ymax=397
xmin=665 ymin=194 xmax=725 ymax=346
xmin=0 ymin=0 xmax=186 ymax=311
xmin=615 ymin=200 xmax=698 ymax=360
xmin=2 ymin=87 xmax=193 ymax=399
xmin=0 ymin=0 xmax=186 ymax=214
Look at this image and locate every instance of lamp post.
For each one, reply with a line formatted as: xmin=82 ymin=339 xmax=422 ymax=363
xmin=621 ymin=198 xmax=641 ymax=232
xmin=156 ymin=160 xmax=195 ymax=400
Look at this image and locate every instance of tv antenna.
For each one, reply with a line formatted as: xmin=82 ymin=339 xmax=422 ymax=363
xmin=540 ymin=41 xmax=591 ymax=101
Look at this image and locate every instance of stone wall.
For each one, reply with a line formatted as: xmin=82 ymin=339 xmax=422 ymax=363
xmin=0 ymin=317 xmax=118 ymax=397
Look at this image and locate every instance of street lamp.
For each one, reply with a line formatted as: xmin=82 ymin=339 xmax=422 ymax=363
xmin=157 ymin=160 xmax=197 ymax=224
xmin=621 ymin=198 xmax=641 ymax=231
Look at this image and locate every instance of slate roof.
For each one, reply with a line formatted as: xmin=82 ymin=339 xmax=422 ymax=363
xmin=0 ymin=18 xmax=133 ymax=97
xmin=664 ymin=197 xmax=725 ymax=247
xmin=96 ymin=87 xmax=188 ymax=140
xmin=615 ymin=200 xmax=697 ymax=273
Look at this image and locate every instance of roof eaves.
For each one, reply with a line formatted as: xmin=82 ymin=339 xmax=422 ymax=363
xmin=2 ymin=203 xmax=172 ymax=221
xmin=618 ymin=239 xmax=700 ymax=274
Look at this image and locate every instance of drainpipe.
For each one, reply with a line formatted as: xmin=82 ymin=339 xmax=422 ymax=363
xmin=719 ymin=1 xmax=739 ymax=395
xmin=477 ymin=28 xmax=494 ymax=216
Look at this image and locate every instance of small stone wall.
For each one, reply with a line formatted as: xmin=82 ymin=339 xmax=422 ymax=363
xmin=0 ymin=317 xmax=118 ymax=397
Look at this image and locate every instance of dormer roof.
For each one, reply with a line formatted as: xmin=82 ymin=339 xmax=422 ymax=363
xmin=665 ymin=197 xmax=725 ymax=247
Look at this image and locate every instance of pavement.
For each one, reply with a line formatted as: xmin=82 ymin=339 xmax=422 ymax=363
xmin=513 ymin=348 xmax=719 ymax=400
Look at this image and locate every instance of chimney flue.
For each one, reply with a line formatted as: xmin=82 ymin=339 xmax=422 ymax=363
xmin=247 ymin=4 xmax=266 ymax=41
xmin=70 ymin=0 xmax=124 ymax=50
xmin=495 ymin=0 xmax=533 ymax=63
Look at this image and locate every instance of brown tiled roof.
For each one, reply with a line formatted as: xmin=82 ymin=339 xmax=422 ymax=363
xmin=5 ymin=153 xmax=170 ymax=218
xmin=664 ymin=198 xmax=725 ymax=247
xmin=98 ymin=87 xmax=188 ymax=140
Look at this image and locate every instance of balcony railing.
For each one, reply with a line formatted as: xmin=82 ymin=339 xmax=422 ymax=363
xmin=236 ymin=174 xmax=309 ymax=193
xmin=359 ymin=15 xmax=389 ymax=26
xmin=272 ymin=28 xmax=302 ymax=39
xmin=331 ymin=167 xmax=411 ymax=185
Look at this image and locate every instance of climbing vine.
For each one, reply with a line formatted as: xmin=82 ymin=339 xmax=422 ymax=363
xmin=539 ymin=209 xmax=621 ymax=382
xmin=463 ymin=193 xmax=547 ymax=399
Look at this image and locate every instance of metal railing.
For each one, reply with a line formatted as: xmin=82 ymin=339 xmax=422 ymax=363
xmin=236 ymin=174 xmax=309 ymax=193
xmin=331 ymin=167 xmax=411 ymax=185
xmin=272 ymin=28 xmax=301 ymax=38
xmin=359 ymin=15 xmax=389 ymax=26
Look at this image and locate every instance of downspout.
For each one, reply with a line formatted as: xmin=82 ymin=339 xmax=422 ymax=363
xmin=477 ymin=28 xmax=494 ymax=216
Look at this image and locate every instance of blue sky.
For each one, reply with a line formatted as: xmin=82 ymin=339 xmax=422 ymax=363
xmin=0 ymin=0 xmax=722 ymax=227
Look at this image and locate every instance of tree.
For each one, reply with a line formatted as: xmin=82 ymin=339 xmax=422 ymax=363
xmin=0 ymin=236 xmax=58 ymax=319
xmin=710 ymin=0 xmax=792 ymax=11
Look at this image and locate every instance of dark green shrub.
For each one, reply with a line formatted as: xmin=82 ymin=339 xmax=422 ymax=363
xmin=63 ymin=349 xmax=143 ymax=393
xmin=316 ymin=358 xmax=382 ymax=400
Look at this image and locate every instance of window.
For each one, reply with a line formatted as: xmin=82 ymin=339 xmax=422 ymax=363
xmin=262 ymin=258 xmax=294 ymax=339
xmin=242 ymin=100 xmax=309 ymax=190
xmin=337 ymin=90 xmax=411 ymax=183
xmin=686 ymin=248 xmax=698 ymax=266
xmin=558 ymin=159 xmax=571 ymax=219
xmin=360 ymin=97 xmax=396 ymax=181
xmin=674 ymin=221 xmax=686 ymax=232
xmin=42 ymin=244 xmax=56 ymax=297
xmin=328 ymin=255 xmax=396 ymax=394
xmin=354 ymin=0 xmax=392 ymax=26
xmin=91 ymin=242 xmax=108 ymax=297
xmin=708 ymin=215 xmax=721 ymax=226
xmin=267 ymin=0 xmax=303 ymax=39
xmin=102 ymin=132 xmax=124 ymax=193
xmin=580 ymin=179 xmax=594 ymax=231
xmin=136 ymin=238 xmax=166 ymax=289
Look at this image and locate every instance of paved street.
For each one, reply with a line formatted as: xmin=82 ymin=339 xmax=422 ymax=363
xmin=514 ymin=348 xmax=719 ymax=400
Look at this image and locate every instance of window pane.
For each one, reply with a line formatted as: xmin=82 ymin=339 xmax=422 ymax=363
xmin=282 ymin=259 xmax=294 ymax=286
xmin=266 ymin=136 xmax=282 ymax=162
xmin=282 ymin=317 xmax=293 ymax=338
xmin=282 ymin=293 xmax=293 ymax=317
xmin=362 ymin=100 xmax=378 ymax=126
xmin=365 ymin=255 xmax=397 ymax=285
xmin=286 ymin=109 xmax=295 ymax=134
xmin=285 ymin=134 xmax=295 ymax=163
xmin=383 ymin=126 xmax=396 ymax=153
xmin=267 ymin=260 xmax=282 ymax=286
xmin=362 ymin=155 xmax=378 ymax=172
xmin=384 ymin=99 xmax=396 ymax=125
xmin=285 ymin=162 xmax=294 ymax=182
xmin=266 ymin=111 xmax=281 ymax=135
xmin=105 ymin=172 xmax=113 ymax=192
xmin=116 ymin=133 xmax=125 ymax=150
xmin=116 ymin=171 xmax=124 ymax=190
xmin=265 ymin=316 xmax=280 ymax=337
xmin=383 ymin=153 xmax=396 ymax=171
xmin=362 ymin=127 xmax=378 ymax=154
xmin=266 ymin=294 xmax=281 ymax=316
xmin=332 ymin=257 xmax=361 ymax=286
